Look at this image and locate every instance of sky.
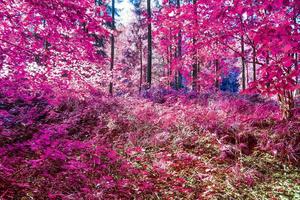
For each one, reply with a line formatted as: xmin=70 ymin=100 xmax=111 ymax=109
xmin=115 ymin=0 xmax=136 ymax=26
xmin=114 ymin=0 xmax=163 ymax=26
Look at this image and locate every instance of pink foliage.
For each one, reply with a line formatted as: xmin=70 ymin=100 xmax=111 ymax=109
xmin=0 ymin=0 xmax=299 ymax=199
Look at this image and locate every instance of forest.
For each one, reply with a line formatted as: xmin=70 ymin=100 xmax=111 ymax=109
xmin=0 ymin=0 xmax=299 ymax=199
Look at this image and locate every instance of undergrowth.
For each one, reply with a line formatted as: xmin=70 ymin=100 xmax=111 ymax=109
xmin=0 ymin=80 xmax=299 ymax=199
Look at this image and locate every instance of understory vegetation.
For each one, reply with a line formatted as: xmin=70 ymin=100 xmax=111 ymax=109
xmin=1 ymin=79 xmax=299 ymax=199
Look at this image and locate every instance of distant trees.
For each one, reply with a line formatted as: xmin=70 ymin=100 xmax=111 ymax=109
xmin=152 ymin=0 xmax=299 ymax=119
xmin=1 ymin=0 xmax=298 ymax=119
xmin=220 ymin=69 xmax=240 ymax=93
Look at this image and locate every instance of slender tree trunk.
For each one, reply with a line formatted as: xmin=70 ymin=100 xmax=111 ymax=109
xmin=176 ymin=0 xmax=182 ymax=90
xmin=215 ymin=59 xmax=219 ymax=88
xmin=168 ymin=28 xmax=172 ymax=88
xmin=296 ymin=53 xmax=298 ymax=80
xmin=192 ymin=45 xmax=198 ymax=91
xmin=266 ymin=51 xmax=271 ymax=88
xmin=197 ymin=58 xmax=201 ymax=91
xmin=241 ymin=35 xmax=246 ymax=90
xmin=295 ymin=53 xmax=298 ymax=85
xmin=253 ymin=46 xmax=256 ymax=81
xmin=246 ymin=63 xmax=249 ymax=85
xmin=146 ymin=0 xmax=152 ymax=88
xmin=139 ymin=36 xmax=143 ymax=93
xmin=197 ymin=58 xmax=201 ymax=73
xmin=167 ymin=44 xmax=171 ymax=88
xmin=192 ymin=0 xmax=197 ymax=91
xmin=109 ymin=0 xmax=115 ymax=95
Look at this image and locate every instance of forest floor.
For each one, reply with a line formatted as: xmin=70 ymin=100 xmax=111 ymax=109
xmin=113 ymin=92 xmax=300 ymax=199
xmin=0 ymin=83 xmax=300 ymax=199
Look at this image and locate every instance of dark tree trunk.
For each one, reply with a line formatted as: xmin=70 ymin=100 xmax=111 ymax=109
xmin=168 ymin=27 xmax=172 ymax=88
xmin=241 ymin=35 xmax=246 ymax=90
xmin=246 ymin=62 xmax=249 ymax=85
xmin=192 ymin=47 xmax=198 ymax=91
xmin=253 ymin=46 xmax=256 ymax=81
xmin=295 ymin=53 xmax=299 ymax=96
xmin=295 ymin=53 xmax=298 ymax=84
xmin=167 ymin=44 xmax=171 ymax=88
xmin=139 ymin=37 xmax=143 ymax=93
xmin=215 ymin=59 xmax=219 ymax=88
xmin=146 ymin=0 xmax=152 ymax=88
xmin=192 ymin=0 xmax=197 ymax=91
xmin=175 ymin=0 xmax=183 ymax=90
xmin=266 ymin=51 xmax=271 ymax=88
xmin=109 ymin=0 xmax=115 ymax=95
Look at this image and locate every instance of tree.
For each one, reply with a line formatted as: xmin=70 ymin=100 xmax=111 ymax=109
xmin=192 ymin=0 xmax=198 ymax=91
xmin=152 ymin=0 xmax=299 ymax=119
xmin=241 ymin=35 xmax=246 ymax=90
xmin=129 ymin=0 xmax=146 ymax=93
xmin=0 ymin=0 xmax=110 ymax=90
xmin=109 ymin=0 xmax=116 ymax=95
xmin=146 ymin=0 xmax=152 ymax=87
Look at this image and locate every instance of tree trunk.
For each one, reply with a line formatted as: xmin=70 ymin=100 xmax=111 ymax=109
xmin=139 ymin=36 xmax=143 ymax=93
xmin=197 ymin=58 xmax=201 ymax=91
xmin=278 ymin=91 xmax=294 ymax=120
xmin=295 ymin=53 xmax=298 ymax=84
xmin=168 ymin=45 xmax=171 ymax=88
xmin=246 ymin=62 xmax=249 ymax=85
xmin=278 ymin=54 xmax=296 ymax=120
xmin=295 ymin=53 xmax=299 ymax=96
xmin=253 ymin=46 xmax=256 ymax=81
xmin=241 ymin=35 xmax=246 ymax=90
xmin=168 ymin=28 xmax=172 ymax=88
xmin=192 ymin=0 xmax=197 ymax=91
xmin=174 ymin=0 xmax=182 ymax=90
xmin=266 ymin=51 xmax=271 ymax=88
xmin=192 ymin=48 xmax=198 ymax=91
xmin=215 ymin=59 xmax=219 ymax=88
xmin=146 ymin=0 xmax=152 ymax=88
xmin=109 ymin=0 xmax=115 ymax=95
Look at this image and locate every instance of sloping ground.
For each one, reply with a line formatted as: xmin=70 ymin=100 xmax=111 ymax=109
xmin=114 ymin=94 xmax=300 ymax=199
xmin=0 ymin=82 xmax=299 ymax=199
